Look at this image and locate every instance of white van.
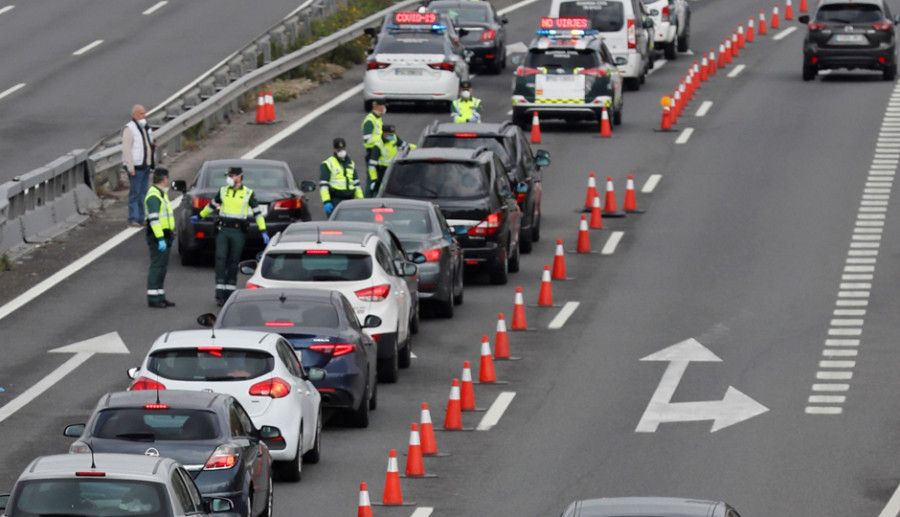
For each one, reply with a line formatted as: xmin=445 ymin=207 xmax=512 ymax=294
xmin=549 ymin=0 xmax=651 ymax=90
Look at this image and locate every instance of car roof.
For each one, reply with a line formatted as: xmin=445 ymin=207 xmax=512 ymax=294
xmin=398 ymin=147 xmax=491 ymax=162
xmin=332 ymin=198 xmax=438 ymax=210
xmin=20 ymin=453 xmax=176 ymax=482
xmin=277 ymin=221 xmax=388 ymax=246
xmin=96 ymin=390 xmax=230 ymax=411
xmin=151 ymin=329 xmax=281 ymax=351
xmin=572 ymin=497 xmax=723 ymax=517
xmin=426 ymin=121 xmax=513 ymax=138
xmin=531 ymin=34 xmax=603 ymax=50
xmin=818 ymin=0 xmax=885 ymax=5
xmin=230 ymin=287 xmax=338 ymax=304
xmin=428 ymin=0 xmax=492 ymax=9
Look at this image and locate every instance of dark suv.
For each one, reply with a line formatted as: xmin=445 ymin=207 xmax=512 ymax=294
xmin=377 ymin=147 xmax=522 ymax=285
xmin=799 ymin=0 xmax=900 ymax=81
xmin=418 ymin=121 xmax=550 ymax=253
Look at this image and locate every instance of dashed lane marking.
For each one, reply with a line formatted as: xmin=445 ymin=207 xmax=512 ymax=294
xmin=675 ymin=128 xmax=693 ymax=144
xmin=601 ymin=231 xmax=624 ymax=255
xmin=548 ymin=301 xmax=579 ymax=329
xmin=641 ymin=174 xmax=661 ymax=193
xmin=142 ymin=1 xmax=167 ymax=14
xmin=0 ymin=82 xmax=25 ymax=101
xmin=727 ymin=64 xmax=745 ymax=78
xmin=498 ymin=0 xmax=542 ymax=15
xmin=410 ymin=508 xmax=434 ymax=517
xmin=773 ymin=26 xmax=798 ymax=40
xmin=0 ymin=5 xmax=14 ymax=15
xmin=695 ymin=101 xmax=712 ymax=117
xmin=878 ymin=481 xmax=900 ymax=517
xmin=73 ymin=40 xmax=103 ymax=56
xmin=476 ymin=392 xmax=515 ymax=431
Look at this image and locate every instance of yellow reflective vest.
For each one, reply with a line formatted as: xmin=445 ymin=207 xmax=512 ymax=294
xmin=144 ymin=186 xmax=174 ymax=240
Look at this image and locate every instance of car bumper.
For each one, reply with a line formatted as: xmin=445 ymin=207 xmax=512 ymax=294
xmin=364 ymin=71 xmax=460 ymax=102
xmin=466 ymin=45 xmax=502 ymax=66
xmin=805 ymin=44 xmax=896 ymax=70
xmin=614 ymin=52 xmax=643 ymax=78
xmin=415 ymin=262 xmax=450 ymax=301
xmin=654 ymin=23 xmax=676 ymax=44
xmin=460 ymin=242 xmax=504 ymax=268
xmin=512 ymin=96 xmax=614 ymax=121
xmin=316 ymin=371 xmax=366 ymax=410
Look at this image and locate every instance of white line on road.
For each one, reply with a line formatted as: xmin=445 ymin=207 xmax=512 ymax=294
xmin=548 ymin=301 xmax=579 ymax=329
xmin=727 ymin=64 xmax=745 ymax=78
xmin=506 ymin=109 xmax=513 ymax=116
xmin=498 ymin=0 xmax=542 ymax=15
xmin=0 ymin=353 xmax=94 ymax=423
xmin=0 ymin=82 xmax=25 ymax=101
xmin=143 ymin=1 xmax=167 ymax=14
xmin=641 ymin=174 xmax=661 ymax=193
xmin=410 ymin=508 xmax=434 ymax=517
xmin=675 ymin=128 xmax=693 ymax=144
xmin=773 ymin=26 xmax=798 ymax=41
xmin=695 ymin=101 xmax=712 ymax=117
xmin=647 ymin=58 xmax=667 ymax=76
xmin=73 ymin=40 xmax=104 ymax=56
xmin=0 ymin=5 xmax=14 ymax=15
xmin=476 ymin=392 xmax=515 ymax=431
xmin=601 ymin=231 xmax=624 ymax=255
xmin=878 ymin=482 xmax=900 ymax=517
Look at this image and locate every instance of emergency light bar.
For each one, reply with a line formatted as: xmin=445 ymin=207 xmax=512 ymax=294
xmin=394 ymin=11 xmax=437 ymax=24
xmin=540 ymin=17 xmax=590 ymax=30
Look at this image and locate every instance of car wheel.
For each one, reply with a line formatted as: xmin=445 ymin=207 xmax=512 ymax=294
xmin=512 ymin=110 xmax=529 ymax=129
xmin=613 ymin=105 xmax=623 ymax=126
xmin=664 ymin=41 xmax=676 ymax=60
xmin=435 ymin=296 xmax=454 ymax=318
xmin=508 ymin=239 xmax=520 ymax=273
xmin=639 ymin=70 xmax=646 ymax=84
xmin=399 ymin=326 xmax=412 ymax=369
xmin=803 ymin=63 xmax=817 ymax=81
xmin=519 ymin=227 xmax=533 ymax=254
xmin=363 ymin=99 xmax=373 ymax=112
xmin=625 ymin=77 xmax=640 ymax=91
xmin=377 ymin=341 xmax=399 ymax=383
xmin=884 ymin=64 xmax=897 ymax=81
xmin=302 ymin=409 xmax=322 ymax=464
xmin=179 ymin=239 xmax=200 ymax=266
xmin=260 ymin=476 xmax=273 ymax=517
xmin=274 ymin=433 xmax=302 ymax=482
xmin=349 ymin=383 xmax=370 ymax=428
xmin=531 ymin=211 xmax=541 ymax=242
xmin=677 ymin=22 xmax=690 ymax=52
xmin=369 ymin=378 xmax=378 ymax=410
xmin=489 ymin=248 xmax=509 ymax=285
xmin=410 ymin=305 xmax=420 ymax=335
xmin=453 ymin=266 xmax=464 ymax=305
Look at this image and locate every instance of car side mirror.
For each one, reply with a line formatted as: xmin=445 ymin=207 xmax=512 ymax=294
xmin=363 ymin=315 xmax=383 ymax=328
xmin=895 ymin=14 xmax=900 ymax=24
xmin=127 ymin=367 xmax=140 ymax=380
xmin=197 ymin=313 xmax=217 ymax=327
xmin=615 ymin=56 xmax=628 ymax=65
xmin=400 ymin=262 xmax=418 ymax=277
xmin=410 ymin=253 xmax=426 ymax=264
xmin=501 ymin=16 xmax=509 ymax=24
xmin=299 ymin=180 xmax=316 ymax=193
xmin=458 ymin=28 xmax=469 ymax=37
xmin=64 ymin=424 xmax=85 ymax=438
xmin=366 ymin=48 xmax=374 ymax=55
xmin=798 ymin=14 xmax=810 ymax=23
xmin=644 ymin=18 xmax=654 ymax=29
xmin=259 ymin=426 xmax=282 ymax=440
xmin=170 ymin=180 xmax=187 ymax=192
xmin=649 ymin=8 xmax=659 ymax=15
xmin=239 ymin=260 xmax=258 ymax=275
xmin=307 ymin=367 xmax=327 ymax=381
xmin=207 ymin=498 xmax=234 ymax=514
xmin=511 ymin=55 xmax=524 ymax=66
xmin=515 ymin=182 xmax=528 ymax=194
xmin=536 ymin=156 xmax=550 ymax=167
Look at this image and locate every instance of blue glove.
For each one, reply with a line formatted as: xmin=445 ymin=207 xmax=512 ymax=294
xmin=369 ymin=181 xmax=378 ymax=193
xmin=158 ymin=240 xmax=167 ymax=251
xmin=190 ymin=215 xmax=200 ymax=224
xmin=324 ymin=202 xmax=334 ymax=216
xmin=262 ymin=233 xmax=270 ymax=245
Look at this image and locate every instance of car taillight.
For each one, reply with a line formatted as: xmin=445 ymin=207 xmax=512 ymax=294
xmin=192 ymin=197 xmax=211 ymax=210
xmin=578 ymin=68 xmax=607 ymax=76
xmin=455 ymin=133 xmax=478 ymax=137
xmin=873 ymin=21 xmax=892 ymax=31
xmin=661 ymin=5 xmax=670 ymax=22
xmin=367 ymin=61 xmax=390 ymax=70
xmin=516 ymin=192 xmax=526 ymax=205
xmin=305 ymin=249 xmax=330 ymax=254
xmin=272 ymin=198 xmax=302 ymax=210
xmin=423 ymin=248 xmax=442 ymax=262
xmin=515 ymin=66 xmax=540 ymax=76
xmin=249 ymin=378 xmax=291 ymax=398
xmin=356 ymin=284 xmax=391 ymax=301
xmin=627 ymin=18 xmax=636 ymax=48
xmin=129 ymin=377 xmax=166 ymax=391
xmin=808 ymin=22 xmax=827 ymax=31
xmin=480 ymin=29 xmax=497 ymax=41
xmin=468 ymin=211 xmax=502 ymax=236
xmin=246 ymin=282 xmax=260 ymax=289
xmin=143 ymin=403 xmax=169 ymax=410
xmin=309 ymin=343 xmax=357 ymax=357
xmin=204 ymin=445 xmax=240 ymax=470
xmin=428 ymin=62 xmax=456 ymax=72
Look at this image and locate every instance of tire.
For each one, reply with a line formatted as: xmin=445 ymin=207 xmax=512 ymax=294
xmin=613 ymin=105 xmax=623 ymax=126
xmin=519 ymin=227 xmax=533 ymax=254
xmin=301 ymin=409 xmax=321 ymax=464
xmin=803 ymin=64 xmax=817 ymax=81
xmin=369 ymin=380 xmax=378 ymax=410
xmin=178 ymin=239 xmax=200 ymax=266
xmin=884 ymin=64 xmax=897 ymax=81
xmin=398 ymin=327 xmax=412 ymax=369
xmin=348 ymin=384 xmax=370 ymax=428
xmin=435 ymin=297 xmax=454 ymax=318
xmin=639 ymin=70 xmax=646 ymax=84
xmin=259 ymin=477 xmax=273 ymax=517
xmin=452 ymin=266 xmax=464 ymax=305
xmin=488 ymin=248 xmax=509 ymax=285
xmin=376 ymin=338 xmax=399 ymax=383
xmin=363 ymin=99 xmax=373 ymax=112
xmin=410 ymin=305 xmax=420 ymax=334
xmin=664 ymin=41 xmax=676 ymax=60
xmin=677 ymin=22 xmax=690 ymax=52
xmin=531 ymin=211 xmax=541 ymax=242
xmin=274 ymin=434 xmax=302 ymax=482
xmin=512 ymin=110 xmax=529 ymax=129
xmin=625 ymin=77 xmax=640 ymax=91
xmin=508 ymin=240 xmax=520 ymax=273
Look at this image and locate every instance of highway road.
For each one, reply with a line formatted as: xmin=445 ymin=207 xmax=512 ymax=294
xmin=3 ymin=0 xmax=900 ymax=516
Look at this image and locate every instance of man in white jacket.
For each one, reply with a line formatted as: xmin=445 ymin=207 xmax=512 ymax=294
xmin=121 ymin=104 xmax=156 ymax=227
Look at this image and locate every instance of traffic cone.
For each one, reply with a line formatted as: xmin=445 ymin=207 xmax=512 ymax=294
xmin=589 ymin=194 xmax=604 ymax=229
xmin=717 ymin=42 xmax=727 ymax=68
xmin=708 ymin=49 xmax=717 ymax=75
xmin=700 ymin=56 xmax=709 ymax=82
xmin=671 ymin=91 xmax=680 ymax=124
xmin=255 ymin=92 xmax=266 ymax=124
xmin=738 ymin=24 xmax=745 ymax=48
xmin=624 ymin=174 xmax=642 ymax=213
xmin=785 ymin=0 xmax=794 ymax=19
xmin=382 ymin=450 xmax=404 ymax=505
xmin=405 ymin=424 xmax=426 ymax=476
xmin=358 ymin=483 xmax=373 ymax=517
xmin=511 ymin=287 xmax=527 ymax=330
xmin=600 ymin=106 xmax=612 ymax=138
xmin=772 ymin=4 xmax=780 ymax=28
xmin=724 ymin=39 xmax=733 ymax=63
xmin=603 ymin=176 xmax=625 ymax=217
xmin=799 ymin=0 xmax=808 ymax=13
xmin=419 ymin=403 xmax=439 ymax=455
xmin=530 ymin=112 xmax=541 ymax=143
xmin=731 ymin=32 xmax=739 ymax=58
xmin=443 ymin=379 xmax=462 ymax=429
xmin=264 ymin=90 xmax=276 ymax=122
xmin=759 ymin=9 xmax=768 ymax=35
xmin=478 ymin=335 xmax=497 ymax=383
xmin=747 ymin=17 xmax=755 ymax=42
xmin=583 ymin=172 xmax=598 ymax=212
xmin=494 ymin=314 xmax=511 ymax=359
xmin=661 ymin=105 xmax=673 ymax=130
xmin=576 ymin=216 xmax=591 ymax=253
xmin=460 ymin=361 xmax=476 ymax=410
xmin=538 ymin=265 xmax=553 ymax=306
xmin=551 ymin=239 xmax=567 ymax=280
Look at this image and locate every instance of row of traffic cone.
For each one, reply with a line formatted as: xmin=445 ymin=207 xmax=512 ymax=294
xmin=582 ymin=172 xmax=641 ymax=214
xmin=530 ymin=105 xmax=614 ymax=144
xmin=255 ymin=90 xmax=276 ymax=124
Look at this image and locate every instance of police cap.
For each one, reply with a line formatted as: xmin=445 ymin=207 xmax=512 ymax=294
xmin=384 ymin=125 xmax=396 ymax=134
xmin=333 ymin=137 xmax=346 ymax=149
xmin=460 ymin=81 xmax=472 ymax=89
xmin=226 ymin=166 xmax=243 ymax=176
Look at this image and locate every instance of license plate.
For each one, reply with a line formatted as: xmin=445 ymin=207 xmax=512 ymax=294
xmin=833 ymin=34 xmax=866 ymax=44
xmin=395 ymin=68 xmax=423 ymax=76
xmin=544 ymin=75 xmax=576 ymax=82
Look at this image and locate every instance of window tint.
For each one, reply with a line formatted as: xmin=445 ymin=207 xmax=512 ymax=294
xmin=204 ymin=164 xmax=290 ymax=189
xmin=378 ymin=33 xmax=447 ymax=54
xmin=231 ymin=402 xmax=255 ymax=437
xmin=92 ymin=409 xmax=219 ymax=441
xmin=559 ymin=0 xmax=625 ymax=31
xmin=176 ymin=468 xmax=203 ymax=513
xmin=524 ymin=49 xmax=600 ymax=70
xmin=11 ymin=480 xmax=168 ymax=517
xmin=384 ymin=162 xmax=488 ymax=198
xmin=148 ymin=349 xmax=275 ymax=381
xmin=341 ymin=297 xmax=362 ymax=330
xmin=375 ymin=244 xmax=396 ymax=275
xmin=332 ymin=207 xmax=433 ymax=236
xmin=816 ymin=3 xmax=884 ymax=23
xmin=421 ymin=136 xmax=512 ymax=164
xmin=429 ymin=4 xmax=491 ymax=23
xmin=276 ymin=341 xmax=304 ymax=377
xmin=220 ymin=300 xmax=340 ymax=328
xmin=171 ymin=471 xmax=195 ymax=514
xmin=260 ymin=252 xmax=373 ymax=281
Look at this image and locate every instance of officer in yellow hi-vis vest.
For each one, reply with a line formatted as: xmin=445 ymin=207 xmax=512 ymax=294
xmin=144 ymin=168 xmax=175 ymax=308
xmin=373 ymin=125 xmax=417 ymax=193
xmin=361 ymin=99 xmax=386 ymax=195
xmin=192 ymin=167 xmax=268 ymax=306
xmin=320 ymin=138 xmax=364 ymax=216
xmin=451 ymin=81 xmax=483 ymax=123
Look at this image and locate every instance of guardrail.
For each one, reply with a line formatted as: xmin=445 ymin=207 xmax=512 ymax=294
xmin=0 ymin=0 xmax=417 ymax=257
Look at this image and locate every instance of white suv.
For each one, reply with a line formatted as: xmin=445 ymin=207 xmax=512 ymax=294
xmin=241 ymin=221 xmax=419 ymax=384
xmin=126 ymin=329 xmax=324 ymax=483
xmin=644 ymin=0 xmax=690 ymax=60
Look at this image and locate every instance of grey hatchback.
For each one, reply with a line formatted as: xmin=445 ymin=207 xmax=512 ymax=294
xmin=560 ymin=497 xmax=742 ymax=517
xmin=799 ymin=0 xmax=900 ymax=81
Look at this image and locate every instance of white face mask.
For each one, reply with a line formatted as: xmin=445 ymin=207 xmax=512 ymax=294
xmin=461 ymin=91 xmax=471 ymax=100
xmin=226 ymin=176 xmax=236 ymax=188
xmin=162 ymin=186 xmax=170 ymax=194
xmin=137 ymin=118 xmax=147 ymax=127
xmin=337 ymin=150 xmax=348 ymax=160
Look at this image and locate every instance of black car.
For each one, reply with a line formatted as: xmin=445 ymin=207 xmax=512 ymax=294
xmin=330 ymin=198 xmax=465 ymax=317
xmin=63 ymin=390 xmax=273 ymax=517
xmin=559 ymin=497 xmax=743 ymax=517
xmin=426 ymin=0 xmax=508 ymax=73
xmin=378 ymin=147 xmax=522 ymax=285
xmin=197 ymin=288 xmax=380 ymax=428
xmin=172 ymin=159 xmax=316 ymax=265
xmin=799 ymin=0 xmax=900 ymax=81
xmin=418 ymin=121 xmax=550 ymax=253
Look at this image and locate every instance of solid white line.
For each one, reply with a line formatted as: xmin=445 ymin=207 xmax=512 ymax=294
xmin=0 ymin=352 xmax=94 ymax=423
xmin=812 ymin=383 xmax=849 ymax=391
xmin=809 ymin=395 xmax=846 ymax=403
xmin=647 ymin=58 xmax=667 ymax=76
xmin=548 ymin=301 xmax=579 ymax=329
xmin=675 ymin=128 xmax=693 ymax=144
xmin=0 ymin=5 xmax=14 ymax=15
xmin=817 ymin=371 xmax=852 ymax=380
xmin=641 ymin=174 xmax=661 ymax=193
xmin=601 ymin=231 xmax=624 ymax=255
xmin=73 ymin=40 xmax=103 ymax=56
xmin=773 ymin=26 xmax=797 ymax=40
xmin=476 ymin=392 xmax=515 ymax=431
xmin=410 ymin=508 xmax=434 ymax=517
xmin=498 ymin=0 xmax=542 ymax=15
xmin=823 ymin=349 xmax=857 ymax=357
xmin=727 ymin=64 xmax=745 ymax=78
xmin=0 ymin=82 xmax=26 ymax=101
xmin=805 ymin=406 xmax=842 ymax=414
xmin=143 ymin=1 xmax=167 ymax=14
xmin=877 ymin=483 xmax=900 ymax=517
xmin=695 ymin=101 xmax=712 ymax=117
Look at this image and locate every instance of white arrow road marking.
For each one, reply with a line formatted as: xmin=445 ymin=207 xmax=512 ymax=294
xmin=636 ymin=338 xmax=768 ymax=433
xmin=0 ymin=332 xmax=129 ymax=424
xmin=477 ymin=392 xmax=515 ymax=431
xmin=505 ymin=42 xmax=528 ymax=54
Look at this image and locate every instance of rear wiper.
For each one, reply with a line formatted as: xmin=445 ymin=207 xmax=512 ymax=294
xmin=41 ymin=513 xmax=93 ymax=516
xmin=827 ymin=18 xmax=851 ymax=23
xmin=410 ymin=184 xmax=440 ymax=197
xmin=114 ymin=432 xmax=155 ymax=441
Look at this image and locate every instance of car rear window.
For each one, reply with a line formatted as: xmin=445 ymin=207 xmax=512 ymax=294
xmin=148 ymin=349 xmax=274 ymax=381
xmin=429 ymin=4 xmax=491 ymax=23
xmin=92 ymin=409 xmax=219 ymax=441
xmin=261 ymin=252 xmax=373 ymax=281
xmin=559 ymin=0 xmax=624 ymax=31
xmin=816 ymin=3 xmax=884 ymax=23
xmin=422 ymin=135 xmax=511 ymax=164
xmin=384 ymin=162 xmax=488 ymax=198
xmin=204 ymin=165 xmax=290 ymax=189
xmin=378 ymin=33 xmax=447 ymax=54
xmin=332 ymin=207 xmax=433 ymax=236
xmin=12 ymin=480 xmax=167 ymax=517
xmin=525 ymin=49 xmax=600 ymax=71
xmin=221 ymin=300 xmax=340 ymax=328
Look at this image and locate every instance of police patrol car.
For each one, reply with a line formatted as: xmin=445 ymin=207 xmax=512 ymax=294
xmin=511 ymin=17 xmax=623 ymax=129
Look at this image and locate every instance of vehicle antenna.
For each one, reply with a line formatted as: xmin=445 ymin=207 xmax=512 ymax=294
xmin=89 ymin=440 xmax=96 ymax=469
xmin=279 ymin=292 xmax=287 ymax=304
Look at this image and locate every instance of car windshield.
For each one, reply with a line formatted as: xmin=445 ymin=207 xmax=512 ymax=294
xmin=558 ymin=0 xmax=624 ymax=31
xmin=203 ymin=164 xmax=290 ymax=189
xmin=221 ymin=300 xmax=340 ymax=328
xmin=429 ymin=4 xmax=491 ymax=23
xmin=384 ymin=162 xmax=488 ymax=199
xmin=10 ymin=479 xmax=169 ymax=517
xmin=378 ymin=33 xmax=447 ymax=54
xmin=260 ymin=252 xmax=373 ymax=281
xmin=525 ymin=49 xmax=600 ymax=71
xmin=148 ymin=349 xmax=274 ymax=381
xmin=816 ymin=3 xmax=884 ymax=23
xmin=422 ymin=136 xmax=511 ymax=164
xmin=332 ymin=207 xmax=433 ymax=236
xmin=92 ymin=409 xmax=219 ymax=441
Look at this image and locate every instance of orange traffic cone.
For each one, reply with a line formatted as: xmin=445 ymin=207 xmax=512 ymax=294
xmin=583 ymin=172 xmax=598 ymax=212
xmin=708 ymin=49 xmax=717 ymax=75
xmin=772 ymin=4 xmax=780 ymax=28
xmin=731 ymin=32 xmax=739 ymax=58
xmin=382 ymin=450 xmax=404 ymax=505
xmin=737 ymin=24 xmax=745 ymax=48
xmin=405 ymin=424 xmax=427 ymax=476
xmin=589 ymin=194 xmax=604 ymax=229
xmin=511 ymin=287 xmax=527 ymax=330
xmin=603 ymin=176 xmax=625 ymax=217
xmin=576 ymin=215 xmax=591 ymax=253
xmin=494 ymin=313 xmax=511 ymax=359
xmin=671 ymin=91 xmax=680 ymax=124
xmin=419 ymin=403 xmax=439 ymax=455
xmin=600 ymin=106 xmax=612 ymax=138
xmin=717 ymin=42 xmax=727 ymax=68
xmin=785 ymin=0 xmax=794 ymax=19
xmin=624 ymin=174 xmax=642 ymax=213
xmin=255 ymin=92 xmax=266 ymax=124
xmin=799 ymin=0 xmax=808 ymax=13
xmin=358 ymin=482 xmax=373 ymax=517
xmin=443 ymin=379 xmax=462 ymax=430
xmin=530 ymin=112 xmax=541 ymax=143
xmin=747 ymin=17 xmax=755 ymax=42
xmin=759 ymin=9 xmax=768 ymax=35
xmin=264 ymin=90 xmax=276 ymax=122
xmin=551 ymin=239 xmax=567 ymax=280
xmin=700 ymin=56 xmax=709 ymax=82
xmin=460 ymin=361 xmax=476 ymax=410
xmin=478 ymin=335 xmax=497 ymax=383
xmin=724 ymin=39 xmax=733 ymax=63
xmin=661 ymin=105 xmax=673 ymax=130
xmin=538 ymin=265 xmax=553 ymax=306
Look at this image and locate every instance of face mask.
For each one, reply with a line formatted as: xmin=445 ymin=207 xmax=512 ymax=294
xmin=137 ymin=118 xmax=147 ymax=127
xmin=376 ymin=107 xmax=386 ymax=117
xmin=226 ymin=176 xmax=236 ymax=187
xmin=162 ymin=186 xmax=170 ymax=194
xmin=461 ymin=91 xmax=471 ymax=100
xmin=337 ymin=150 xmax=348 ymax=160
xmin=385 ymin=135 xmax=395 ymax=142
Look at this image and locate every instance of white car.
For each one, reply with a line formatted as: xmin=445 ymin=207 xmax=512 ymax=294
xmin=363 ymin=11 xmax=470 ymax=110
xmin=126 ymin=329 xmax=324 ymax=483
xmin=241 ymin=221 xmax=419 ymax=384
xmin=644 ymin=0 xmax=690 ymax=59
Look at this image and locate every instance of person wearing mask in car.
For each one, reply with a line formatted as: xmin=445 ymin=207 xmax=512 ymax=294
xmin=320 ymin=138 xmax=364 ymax=217
xmin=361 ymin=99 xmax=387 ymax=195
xmin=451 ymin=81 xmax=482 ymax=123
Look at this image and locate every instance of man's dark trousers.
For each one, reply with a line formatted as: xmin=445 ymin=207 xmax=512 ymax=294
xmin=146 ymin=233 xmax=171 ymax=304
xmin=215 ymin=226 xmax=245 ymax=302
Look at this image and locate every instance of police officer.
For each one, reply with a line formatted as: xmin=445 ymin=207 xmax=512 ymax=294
xmin=372 ymin=125 xmax=417 ymax=194
xmin=320 ymin=138 xmax=364 ymax=216
xmin=361 ymin=99 xmax=387 ymax=195
xmin=192 ymin=167 xmax=269 ymax=306
xmin=451 ymin=81 xmax=482 ymax=123
xmin=144 ymin=168 xmax=175 ymax=308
